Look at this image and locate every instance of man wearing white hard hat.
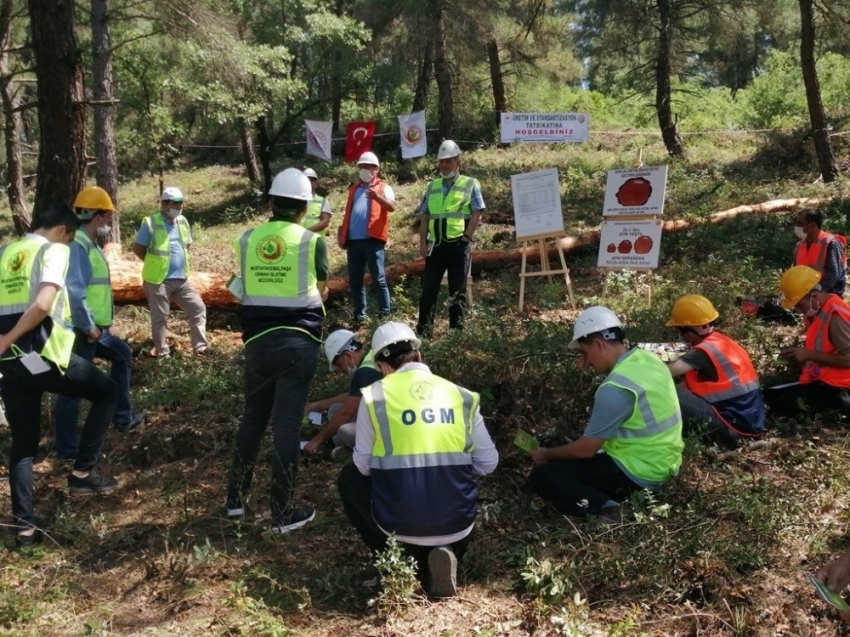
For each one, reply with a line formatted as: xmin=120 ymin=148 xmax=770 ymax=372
xmin=132 ymin=186 xmax=209 ymax=357
xmin=337 ymin=151 xmax=396 ymax=323
xmin=301 ymin=168 xmax=333 ymax=236
xmin=225 ymin=168 xmax=329 ymax=534
xmin=338 ymin=321 xmax=498 ymax=597
xmin=301 ymin=329 xmax=382 ymax=456
xmin=528 ymin=306 xmax=683 ymax=523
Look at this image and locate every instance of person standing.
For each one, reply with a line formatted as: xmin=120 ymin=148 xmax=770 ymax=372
xmin=0 ymin=204 xmax=120 ymax=548
xmin=337 ymin=152 xmax=395 ymax=324
xmin=301 ymin=168 xmax=332 ymax=236
xmin=794 ymin=209 xmax=847 ymax=296
xmin=54 ymin=187 xmax=145 ymax=460
xmin=416 ymin=141 xmax=484 ymax=338
xmin=225 ymin=168 xmax=329 ymax=533
xmin=132 ymin=187 xmax=209 ymax=357
xmin=338 ymin=321 xmax=498 ymax=597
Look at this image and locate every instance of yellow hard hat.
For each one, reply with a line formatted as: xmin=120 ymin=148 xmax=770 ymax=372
xmin=73 ymin=186 xmax=116 ymax=218
xmin=780 ymin=265 xmax=821 ymax=309
xmin=666 ymin=294 xmax=719 ymax=327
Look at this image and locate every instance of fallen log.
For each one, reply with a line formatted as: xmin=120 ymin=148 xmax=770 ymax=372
xmin=110 ymin=196 xmax=830 ymax=308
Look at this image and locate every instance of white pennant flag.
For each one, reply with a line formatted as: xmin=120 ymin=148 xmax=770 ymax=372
xmin=305 ymin=120 xmax=332 ymax=161
xmin=398 ymin=110 xmax=427 ymax=159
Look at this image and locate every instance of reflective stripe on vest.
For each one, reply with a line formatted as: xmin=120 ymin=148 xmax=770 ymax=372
xmin=796 ymin=230 xmax=847 ymax=274
xmin=302 ymin=196 xmax=327 ymax=236
xmin=427 ymin=175 xmax=475 ymax=242
xmin=238 ymin=221 xmax=322 ymax=308
xmin=802 ymin=295 xmax=850 ymax=387
xmin=74 ymin=232 xmax=113 ymax=326
xmin=601 ymin=372 xmax=681 ymax=437
xmin=683 ymin=332 xmax=761 ymax=403
xmin=141 ymin=214 xmax=191 ymax=284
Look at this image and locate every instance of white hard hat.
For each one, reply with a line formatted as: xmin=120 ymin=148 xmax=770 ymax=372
xmin=161 ymin=186 xmax=184 ymax=202
xmin=303 ymin=168 xmax=318 ymax=180
xmin=269 ymin=167 xmax=313 ymax=200
xmin=569 ymin=306 xmax=623 ymax=349
xmin=437 ymin=140 xmax=461 ymax=160
xmin=372 ymin=322 xmax=421 ymax=358
xmin=357 ymin=151 xmax=380 ymax=167
xmin=324 ymin=329 xmax=356 ymax=371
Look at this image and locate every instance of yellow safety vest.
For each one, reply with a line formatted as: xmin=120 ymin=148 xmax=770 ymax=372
xmin=426 ymin=175 xmax=477 ymax=242
xmin=302 ymin=196 xmax=327 ymax=236
xmin=360 ymin=349 xmax=376 ymax=371
xmin=0 ymin=236 xmax=75 ymax=370
xmin=141 ymin=214 xmax=191 ymax=284
xmin=600 ymin=349 xmax=684 ymax=483
xmin=74 ymin=231 xmax=113 ymax=327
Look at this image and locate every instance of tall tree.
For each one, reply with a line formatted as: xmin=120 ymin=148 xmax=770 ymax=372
xmin=27 ymin=0 xmax=86 ymax=216
xmin=431 ymin=0 xmax=453 ymax=139
xmin=655 ymin=0 xmax=685 ymax=157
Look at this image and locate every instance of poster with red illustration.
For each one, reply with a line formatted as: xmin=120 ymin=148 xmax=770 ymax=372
xmin=602 ymin=165 xmax=668 ymax=216
xmin=597 ymin=219 xmax=663 ymax=269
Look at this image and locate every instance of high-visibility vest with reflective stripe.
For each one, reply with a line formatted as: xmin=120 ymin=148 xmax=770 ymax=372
xmin=796 ymin=230 xmax=848 ymax=275
xmin=74 ymin=231 xmax=113 ymax=327
xmin=0 ymin=237 xmax=75 ymax=370
xmin=600 ymin=349 xmax=683 ymax=483
xmin=801 ymin=295 xmax=850 ymax=388
xmin=362 ymin=367 xmax=480 ymax=537
xmin=141 ymin=214 xmax=191 ymax=284
xmin=302 ymin=196 xmax=327 ymax=236
xmin=360 ymin=349 xmax=376 ymax=370
xmin=426 ymin=175 xmax=476 ymax=242
xmin=683 ymin=331 xmax=765 ymax=432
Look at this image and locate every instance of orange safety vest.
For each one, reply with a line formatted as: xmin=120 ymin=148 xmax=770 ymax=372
xmin=684 ymin=331 xmax=761 ymax=402
xmin=796 ymin=230 xmax=848 ymax=276
xmin=338 ymin=179 xmax=389 ymax=248
xmin=801 ymin=294 xmax=850 ymax=388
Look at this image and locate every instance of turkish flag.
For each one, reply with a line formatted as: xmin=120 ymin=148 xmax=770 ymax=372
xmin=345 ymin=121 xmax=376 ymax=163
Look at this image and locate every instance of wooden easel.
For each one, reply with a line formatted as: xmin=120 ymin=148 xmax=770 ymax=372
xmin=518 ymin=230 xmax=576 ymax=311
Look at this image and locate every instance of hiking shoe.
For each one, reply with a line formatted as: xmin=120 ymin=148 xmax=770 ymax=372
xmin=270 ymin=506 xmax=315 ymax=534
xmin=598 ymin=502 xmax=635 ymax=526
xmin=428 ymin=546 xmax=458 ymax=598
xmin=225 ymin=496 xmax=245 ymax=518
xmin=68 ymin=468 xmax=118 ymax=494
xmin=14 ymin=529 xmax=43 ymax=549
xmin=115 ymin=413 xmax=145 ymax=433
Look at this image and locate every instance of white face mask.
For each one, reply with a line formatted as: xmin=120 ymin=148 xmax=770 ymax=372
xmin=794 ymin=225 xmax=807 ymax=240
xmin=805 ymin=297 xmax=819 ymax=319
xmin=347 ymin=365 xmax=357 ymax=378
xmin=166 ymin=207 xmax=182 ymax=219
xmin=359 ymin=168 xmax=374 ymax=183
xmin=440 ymin=170 xmax=457 ymax=180
xmin=96 ymin=224 xmax=111 ymax=238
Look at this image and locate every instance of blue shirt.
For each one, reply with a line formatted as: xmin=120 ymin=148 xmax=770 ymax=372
xmin=135 ymin=213 xmax=191 ymax=279
xmin=66 ymin=239 xmax=98 ymax=332
xmin=347 ymin=185 xmax=371 ymax=241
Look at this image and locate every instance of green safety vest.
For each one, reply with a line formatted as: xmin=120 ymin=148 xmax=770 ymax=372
xmin=141 ymin=214 xmax=191 ymax=284
xmin=0 ymin=236 xmax=75 ymax=370
xmin=426 ymin=175 xmax=477 ymax=242
xmin=302 ymin=196 xmax=327 ymax=236
xmin=360 ymin=349 xmax=376 ymax=370
xmin=74 ymin=231 xmax=113 ymax=327
xmin=599 ymin=349 xmax=684 ymax=483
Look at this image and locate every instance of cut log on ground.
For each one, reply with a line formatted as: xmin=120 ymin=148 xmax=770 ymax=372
xmin=110 ymin=196 xmax=830 ymax=308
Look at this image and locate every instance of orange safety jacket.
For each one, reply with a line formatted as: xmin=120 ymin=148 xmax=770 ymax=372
xmin=796 ymin=230 xmax=847 ymax=276
xmin=338 ymin=179 xmax=389 ymax=248
xmin=801 ymin=294 xmax=850 ymax=388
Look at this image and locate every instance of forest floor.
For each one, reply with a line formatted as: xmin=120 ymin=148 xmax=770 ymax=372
xmin=3 ymin=135 xmax=850 ymax=636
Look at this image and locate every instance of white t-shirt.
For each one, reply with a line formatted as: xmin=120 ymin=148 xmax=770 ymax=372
xmin=26 ymin=233 xmax=70 ymax=288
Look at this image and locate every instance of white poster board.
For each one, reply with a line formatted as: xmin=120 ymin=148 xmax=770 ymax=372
xmin=501 ymin=113 xmax=589 ymax=143
xmin=602 ymin=165 xmax=669 ymax=216
xmin=597 ymin=219 xmax=663 ymax=269
xmin=511 ymin=168 xmax=564 ymax=240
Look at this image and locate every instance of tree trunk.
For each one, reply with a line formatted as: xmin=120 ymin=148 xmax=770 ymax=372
xmin=655 ymin=0 xmax=686 ymax=158
xmin=91 ymin=0 xmax=120 ymax=242
xmin=0 ymin=0 xmax=28 ymax=234
xmin=487 ymin=38 xmax=506 ymax=130
xmin=27 ymin=0 xmax=86 ymax=217
xmin=331 ymin=0 xmax=344 ymax=133
xmin=412 ymin=38 xmax=433 ymax=113
xmin=799 ymin=0 xmax=838 ymax=183
xmin=431 ymin=0 xmax=452 ymax=140
xmin=256 ymin=116 xmax=273 ymax=195
xmin=238 ymin=117 xmax=261 ymax=185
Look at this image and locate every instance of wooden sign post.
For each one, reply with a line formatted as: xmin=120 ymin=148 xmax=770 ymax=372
xmin=511 ymin=168 xmax=576 ymax=311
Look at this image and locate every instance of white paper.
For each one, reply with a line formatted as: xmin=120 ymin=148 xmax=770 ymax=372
xmin=307 ymin=411 xmax=323 ymax=426
xmin=300 ymin=440 xmax=309 ymax=450
xmin=398 ymin=110 xmax=427 ymax=159
xmin=227 ymin=274 xmax=244 ymax=301
xmin=602 ymin=165 xmax=669 ymax=217
xmin=510 ymin=168 xmax=564 ymax=240
xmin=501 ymin=112 xmax=589 ymax=143
xmin=20 ymin=351 xmax=50 ymax=375
xmin=306 ymin=120 xmax=333 ymax=161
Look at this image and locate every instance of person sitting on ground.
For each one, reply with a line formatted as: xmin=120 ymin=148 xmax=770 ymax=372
xmin=302 ymin=329 xmax=382 ymax=456
xmin=528 ymin=306 xmax=684 ymax=523
xmin=665 ymin=294 xmax=765 ymax=448
xmin=794 ymin=209 xmax=846 ymax=296
xmin=764 ymin=265 xmax=850 ymax=416
xmin=338 ymin=321 xmax=498 ymax=598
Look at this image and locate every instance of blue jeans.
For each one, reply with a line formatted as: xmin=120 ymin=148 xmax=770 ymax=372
xmin=55 ymin=328 xmax=134 ymax=459
xmin=346 ymin=239 xmax=391 ymax=320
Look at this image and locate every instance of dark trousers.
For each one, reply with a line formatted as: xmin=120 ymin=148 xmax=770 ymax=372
xmin=527 ymin=454 xmax=643 ymax=517
xmin=0 ymin=353 xmax=119 ymax=531
xmin=676 ymin=386 xmax=746 ymax=449
xmin=54 ymin=327 xmax=135 ymax=459
xmin=337 ymin=462 xmax=472 ymax=580
xmin=417 ymin=239 xmax=471 ymax=336
xmin=764 ymin=380 xmax=850 ymax=417
xmin=226 ymin=330 xmax=319 ymax=521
